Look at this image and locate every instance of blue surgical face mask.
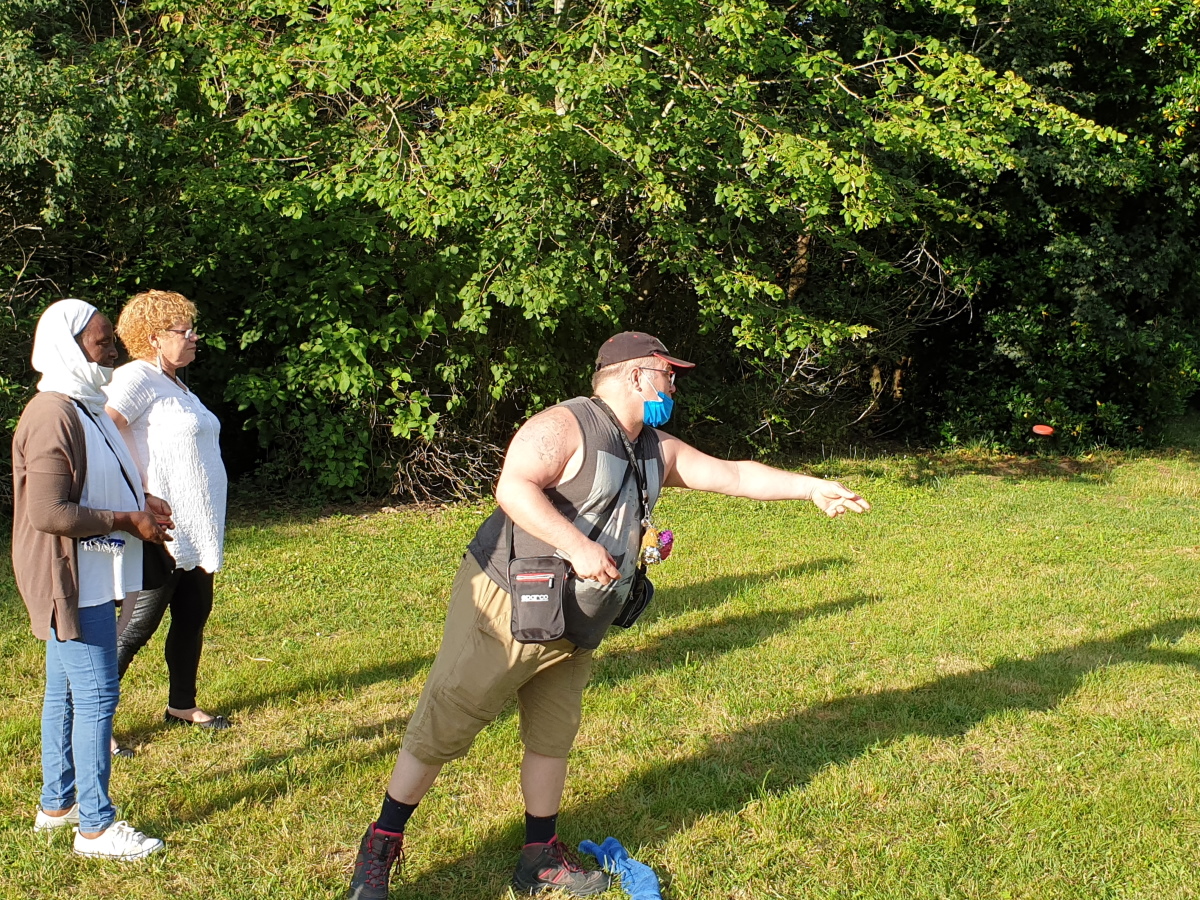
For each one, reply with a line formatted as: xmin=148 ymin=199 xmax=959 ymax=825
xmin=643 ymin=392 xmax=673 ymax=427
xmin=639 ymin=373 xmax=674 ymax=427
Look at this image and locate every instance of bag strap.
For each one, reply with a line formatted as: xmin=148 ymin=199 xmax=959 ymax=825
xmin=589 ymin=397 xmax=649 ymax=526
xmin=506 ymin=398 xmax=648 ymax=568
xmin=71 ymin=400 xmax=142 ymax=507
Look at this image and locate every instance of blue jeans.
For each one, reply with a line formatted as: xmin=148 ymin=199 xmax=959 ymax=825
xmin=40 ymin=601 xmax=120 ymax=832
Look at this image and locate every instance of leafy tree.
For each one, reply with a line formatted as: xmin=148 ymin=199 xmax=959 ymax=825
xmin=911 ymin=0 xmax=1200 ymax=447
xmin=0 ymin=0 xmax=181 ymax=499
xmin=143 ymin=0 xmax=1123 ymax=487
xmin=2 ymin=0 xmax=1195 ymax=498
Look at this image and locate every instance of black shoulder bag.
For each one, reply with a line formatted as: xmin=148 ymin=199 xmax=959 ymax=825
xmin=589 ymin=398 xmax=655 ymax=629
xmin=507 ymin=516 xmax=570 ymax=644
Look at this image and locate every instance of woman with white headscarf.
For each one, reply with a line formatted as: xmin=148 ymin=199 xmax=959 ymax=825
xmin=12 ymin=299 xmax=170 ymax=860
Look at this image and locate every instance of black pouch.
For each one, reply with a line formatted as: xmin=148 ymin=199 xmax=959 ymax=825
xmin=612 ymin=566 xmax=654 ymax=629
xmin=142 ymin=541 xmax=175 ymax=592
xmin=509 ymin=556 xmax=570 ymax=643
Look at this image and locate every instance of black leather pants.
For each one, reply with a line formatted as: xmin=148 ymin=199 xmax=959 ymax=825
xmin=116 ymin=567 xmax=214 ymax=710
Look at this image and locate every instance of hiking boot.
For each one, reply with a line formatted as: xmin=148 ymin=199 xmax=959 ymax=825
xmin=347 ymin=822 xmax=404 ymax=900
xmin=512 ymin=835 xmax=613 ymax=896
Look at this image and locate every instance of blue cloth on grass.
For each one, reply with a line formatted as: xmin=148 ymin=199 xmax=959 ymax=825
xmin=578 ymin=836 xmax=663 ymax=900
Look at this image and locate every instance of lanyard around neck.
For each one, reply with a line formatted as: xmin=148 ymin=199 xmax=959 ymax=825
xmin=589 ymin=397 xmax=649 ymax=526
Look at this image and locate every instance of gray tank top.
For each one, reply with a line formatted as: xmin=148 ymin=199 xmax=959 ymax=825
xmin=469 ymin=397 xmax=663 ymax=646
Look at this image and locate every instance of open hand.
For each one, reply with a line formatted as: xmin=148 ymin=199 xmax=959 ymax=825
xmin=812 ymin=481 xmax=871 ymax=518
xmin=145 ymin=494 xmax=174 ymax=530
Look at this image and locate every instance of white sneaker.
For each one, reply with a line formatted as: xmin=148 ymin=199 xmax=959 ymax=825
xmin=73 ymin=820 xmax=165 ymax=860
xmin=34 ymin=803 xmax=80 ymax=832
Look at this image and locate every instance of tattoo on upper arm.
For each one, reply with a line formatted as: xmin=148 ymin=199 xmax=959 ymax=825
xmin=533 ymin=415 xmax=565 ymax=467
xmin=515 ymin=410 xmax=574 ymax=475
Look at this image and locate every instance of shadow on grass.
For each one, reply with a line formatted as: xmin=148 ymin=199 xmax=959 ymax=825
xmin=175 ymin=712 xmax=420 ymax=821
xmin=591 ymin=591 xmax=877 ymax=687
xmin=224 ymin=488 xmax=489 ymax=529
xmin=219 ymin=654 xmax=437 ymax=718
xmin=647 ymin=556 xmax=852 ymax=621
xmin=398 ymin=617 xmax=1200 ymax=898
xmin=165 ymin=558 xmax=863 ymax=827
xmin=115 ymin=654 xmax=435 ymax=754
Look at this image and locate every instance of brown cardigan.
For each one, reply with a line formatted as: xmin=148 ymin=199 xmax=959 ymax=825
xmin=11 ymin=392 xmax=117 ymax=641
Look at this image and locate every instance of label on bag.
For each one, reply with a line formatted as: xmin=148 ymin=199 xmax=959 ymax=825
xmin=515 ymin=572 xmax=556 ymax=588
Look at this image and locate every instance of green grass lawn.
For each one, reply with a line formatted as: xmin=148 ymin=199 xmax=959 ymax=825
xmin=2 ymin=433 xmax=1200 ymax=899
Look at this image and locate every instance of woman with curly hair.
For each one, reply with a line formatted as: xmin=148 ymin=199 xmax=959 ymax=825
xmin=104 ymin=290 xmax=231 ymax=741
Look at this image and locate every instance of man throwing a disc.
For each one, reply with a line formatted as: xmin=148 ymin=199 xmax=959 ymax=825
xmin=347 ymin=332 xmax=870 ymax=898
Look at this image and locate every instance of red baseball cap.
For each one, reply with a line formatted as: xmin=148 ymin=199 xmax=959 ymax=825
xmin=595 ymin=332 xmax=695 ymax=371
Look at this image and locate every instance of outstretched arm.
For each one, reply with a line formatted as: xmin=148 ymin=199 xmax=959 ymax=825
xmin=494 ymin=407 xmax=622 ymax=583
xmin=660 ymin=433 xmax=870 ymax=517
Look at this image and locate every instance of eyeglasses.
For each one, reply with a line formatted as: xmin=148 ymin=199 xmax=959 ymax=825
xmin=639 ymin=366 xmax=676 ymax=386
xmin=163 ymin=327 xmax=200 ymax=340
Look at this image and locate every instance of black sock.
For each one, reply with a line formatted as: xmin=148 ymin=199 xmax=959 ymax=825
xmin=524 ymin=812 xmax=558 ymax=845
xmin=377 ymin=793 xmax=418 ymax=834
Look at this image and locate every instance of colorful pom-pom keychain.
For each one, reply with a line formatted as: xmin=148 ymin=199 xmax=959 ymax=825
xmin=640 ymin=526 xmax=674 ymax=565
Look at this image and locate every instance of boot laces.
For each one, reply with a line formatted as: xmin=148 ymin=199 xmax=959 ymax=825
xmin=546 ymin=837 xmax=585 ymax=873
xmin=362 ymin=828 xmax=402 ymax=888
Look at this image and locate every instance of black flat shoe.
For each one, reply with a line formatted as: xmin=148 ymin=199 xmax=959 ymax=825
xmin=163 ymin=709 xmax=233 ymax=730
xmin=112 ymin=744 xmax=136 ymax=759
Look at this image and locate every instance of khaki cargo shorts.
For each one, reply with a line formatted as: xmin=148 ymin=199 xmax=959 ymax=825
xmin=402 ymin=553 xmax=595 ymax=764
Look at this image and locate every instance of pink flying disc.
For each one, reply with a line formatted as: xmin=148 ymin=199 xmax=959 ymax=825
xmin=1032 ymin=424 xmax=1055 ymax=436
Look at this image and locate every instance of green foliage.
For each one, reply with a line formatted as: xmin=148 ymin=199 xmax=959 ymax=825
xmin=0 ymin=0 xmax=186 ymax=493
xmin=1 ymin=0 xmax=1197 ymax=493
xmin=913 ymin=0 xmax=1200 ymax=449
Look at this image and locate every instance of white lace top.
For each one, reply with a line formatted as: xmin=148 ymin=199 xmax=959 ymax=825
xmin=104 ymin=360 xmax=227 ymax=573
